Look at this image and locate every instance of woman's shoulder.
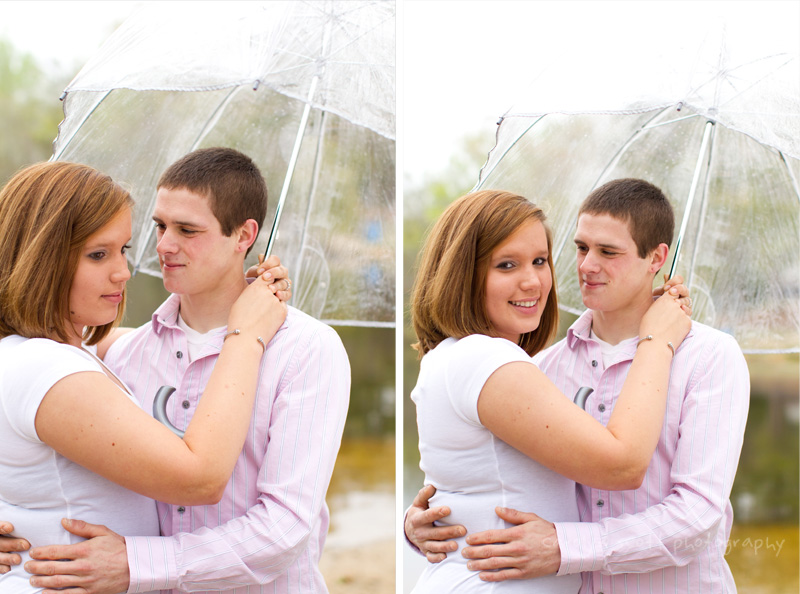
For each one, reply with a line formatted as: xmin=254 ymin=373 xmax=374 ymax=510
xmin=452 ymin=334 xmax=530 ymax=357
xmin=423 ymin=334 xmax=532 ymax=372
xmin=1 ymin=336 xmax=98 ymax=374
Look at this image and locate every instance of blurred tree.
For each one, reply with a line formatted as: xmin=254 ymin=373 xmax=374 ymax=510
xmin=0 ymin=37 xmax=68 ymax=183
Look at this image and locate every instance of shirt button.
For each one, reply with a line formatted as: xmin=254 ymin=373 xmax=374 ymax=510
xmin=597 ymin=499 xmax=604 ymax=507
xmin=176 ymin=351 xmax=183 ymax=359
xmin=598 ymin=403 xmax=606 ymax=412
xmin=591 ymin=360 xmax=598 ymax=367
xmin=177 ymin=506 xmax=186 ymax=513
xmin=182 ymin=400 xmax=190 ymax=409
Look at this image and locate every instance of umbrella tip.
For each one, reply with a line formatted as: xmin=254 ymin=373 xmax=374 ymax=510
xmin=252 ymin=80 xmax=260 ymax=91
xmin=59 ymin=91 xmax=67 ymax=102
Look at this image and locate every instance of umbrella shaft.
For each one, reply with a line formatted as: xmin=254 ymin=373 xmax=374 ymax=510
xmin=265 ymin=76 xmax=320 ymax=257
xmin=669 ymin=120 xmax=714 ymax=279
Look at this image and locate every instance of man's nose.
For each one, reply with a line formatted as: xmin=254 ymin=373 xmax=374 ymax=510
xmin=156 ymin=229 xmax=177 ymax=254
xmin=579 ymin=251 xmax=600 ymax=274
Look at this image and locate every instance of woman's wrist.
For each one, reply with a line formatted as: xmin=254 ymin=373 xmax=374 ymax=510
xmin=222 ymin=328 xmax=267 ymax=355
xmin=636 ymin=334 xmax=675 ymax=358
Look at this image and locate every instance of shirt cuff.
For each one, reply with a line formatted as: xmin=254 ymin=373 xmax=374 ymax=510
xmin=554 ymin=521 xmax=605 ymax=575
xmin=125 ymin=535 xmax=177 ymax=592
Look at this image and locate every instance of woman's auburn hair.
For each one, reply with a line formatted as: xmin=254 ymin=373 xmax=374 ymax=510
xmin=0 ymin=161 xmax=134 ymax=346
xmin=410 ymin=189 xmax=559 ymax=358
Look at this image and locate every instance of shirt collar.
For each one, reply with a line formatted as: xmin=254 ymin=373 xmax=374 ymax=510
xmin=151 ymin=293 xmax=183 ymax=335
xmin=566 ymin=309 xmax=595 ymax=349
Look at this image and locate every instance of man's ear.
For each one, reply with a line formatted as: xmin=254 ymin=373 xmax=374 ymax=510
xmin=648 ymin=243 xmax=670 ymax=274
xmin=234 ymin=219 xmax=259 ymax=254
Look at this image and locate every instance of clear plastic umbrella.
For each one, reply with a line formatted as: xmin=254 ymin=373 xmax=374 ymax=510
xmin=53 ymin=0 xmax=395 ymax=327
xmin=475 ymin=15 xmax=799 ymax=353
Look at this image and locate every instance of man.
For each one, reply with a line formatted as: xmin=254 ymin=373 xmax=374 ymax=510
xmin=1 ymin=147 xmax=351 ymax=593
xmin=406 ymin=178 xmax=749 ymax=592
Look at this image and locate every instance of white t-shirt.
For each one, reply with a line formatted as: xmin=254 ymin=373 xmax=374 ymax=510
xmin=411 ymin=335 xmax=581 ymax=594
xmin=0 ymin=335 xmax=159 ymax=594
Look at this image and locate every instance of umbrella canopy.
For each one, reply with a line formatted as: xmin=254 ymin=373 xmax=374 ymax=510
xmin=53 ymin=0 xmax=395 ymax=327
xmin=475 ymin=16 xmax=800 ymax=354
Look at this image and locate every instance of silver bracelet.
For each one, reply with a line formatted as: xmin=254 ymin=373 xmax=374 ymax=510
xmin=223 ymin=328 xmax=267 ymax=354
xmin=636 ymin=334 xmax=675 ymax=357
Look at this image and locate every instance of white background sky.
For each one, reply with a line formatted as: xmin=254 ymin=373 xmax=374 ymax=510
xmin=2 ymin=0 xmax=797 ymax=186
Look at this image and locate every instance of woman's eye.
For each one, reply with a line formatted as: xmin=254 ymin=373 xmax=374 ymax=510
xmin=122 ymin=244 xmax=131 ymax=255
xmin=533 ymin=258 xmax=547 ymax=266
xmin=496 ymin=262 xmax=514 ymax=270
xmin=88 ymin=251 xmax=106 ymax=261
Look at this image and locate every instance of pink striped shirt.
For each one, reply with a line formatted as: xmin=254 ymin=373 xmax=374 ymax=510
xmin=104 ymin=294 xmax=350 ymax=593
xmin=534 ymin=310 xmax=749 ymax=593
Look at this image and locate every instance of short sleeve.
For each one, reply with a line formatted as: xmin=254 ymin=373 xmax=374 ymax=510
xmin=2 ymin=339 xmax=100 ymax=442
xmin=444 ymin=335 xmax=533 ymax=426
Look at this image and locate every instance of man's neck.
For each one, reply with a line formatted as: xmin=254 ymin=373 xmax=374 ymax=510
xmin=177 ymin=274 xmax=249 ymax=334
xmin=589 ymin=295 xmax=653 ymax=346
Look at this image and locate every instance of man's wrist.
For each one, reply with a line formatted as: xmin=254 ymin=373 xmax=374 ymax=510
xmin=125 ymin=535 xmax=176 ymax=592
xmin=553 ymin=521 xmax=604 ymax=575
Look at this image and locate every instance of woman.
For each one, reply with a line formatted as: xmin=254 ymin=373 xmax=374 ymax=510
xmin=409 ymin=190 xmax=691 ymax=593
xmin=0 ymin=161 xmax=286 ymax=592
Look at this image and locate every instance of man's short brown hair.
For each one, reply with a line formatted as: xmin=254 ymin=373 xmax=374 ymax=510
xmin=579 ymin=178 xmax=674 ymax=258
xmin=158 ymin=148 xmax=268 ymax=256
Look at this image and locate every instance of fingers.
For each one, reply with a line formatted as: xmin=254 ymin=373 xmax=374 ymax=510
xmin=0 ymin=531 xmax=30 ymax=571
xmin=425 ymin=551 xmax=448 ymax=563
xmin=60 ymin=518 xmax=113 ymax=540
xmin=479 ymin=567 xmax=527 ymax=582
xmin=465 ymin=525 xmax=517 ymax=546
xmin=29 ymin=543 xmax=83 ymax=562
xmin=493 ymin=506 xmax=539 ymax=525
xmin=411 ymin=484 xmax=436 ymax=509
xmin=260 ymin=254 xmax=281 ymax=270
xmin=410 ymin=505 xmax=451 ymax=529
xmin=0 ymin=536 xmax=29 ymax=553
xmin=27 ymin=567 xmax=85 ymax=591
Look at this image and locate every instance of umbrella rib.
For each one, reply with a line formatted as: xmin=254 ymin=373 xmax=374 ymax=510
xmin=51 ymin=89 xmax=113 ymax=161
xmin=685 ymin=124 xmax=717 ymax=288
xmin=552 ymin=107 xmax=673 ymax=264
xmin=476 ymin=116 xmax=543 ymax=189
xmin=294 ymin=110 xmax=329 ymax=297
xmin=779 ymin=151 xmax=800 ymax=205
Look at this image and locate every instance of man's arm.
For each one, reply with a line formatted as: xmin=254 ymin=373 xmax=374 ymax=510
xmin=462 ymin=331 xmax=749 ymax=580
xmin=124 ymin=324 xmax=350 ymax=592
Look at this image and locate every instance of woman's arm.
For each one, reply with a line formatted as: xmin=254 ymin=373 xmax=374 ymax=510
xmin=477 ymin=292 xmax=690 ymax=491
xmin=35 ymin=275 xmax=286 ymax=506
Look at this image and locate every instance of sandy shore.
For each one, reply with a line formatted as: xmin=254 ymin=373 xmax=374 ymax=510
xmin=320 ymin=538 xmax=395 ymax=594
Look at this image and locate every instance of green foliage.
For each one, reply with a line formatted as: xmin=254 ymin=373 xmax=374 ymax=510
xmin=732 ymin=356 xmax=799 ymax=523
xmin=0 ymin=37 xmax=68 ymax=183
xmin=337 ymin=326 xmax=395 ymax=437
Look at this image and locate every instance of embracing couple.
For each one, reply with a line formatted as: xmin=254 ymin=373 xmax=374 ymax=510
xmin=0 ymin=148 xmax=350 ymax=593
xmin=406 ymin=179 xmax=749 ymax=593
